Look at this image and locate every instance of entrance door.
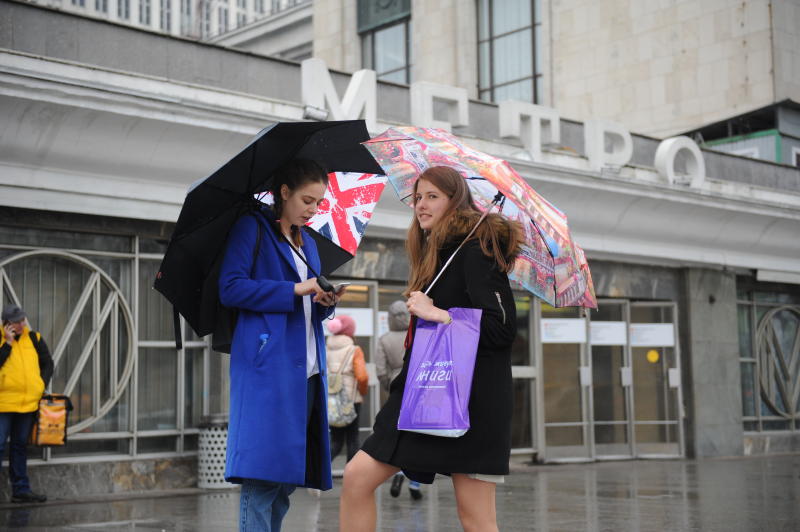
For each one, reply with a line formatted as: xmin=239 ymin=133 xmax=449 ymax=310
xmin=329 ymin=280 xmax=380 ymax=474
xmin=630 ymin=302 xmax=684 ymax=457
xmin=539 ymin=302 xmax=592 ymax=461
xmin=590 ymin=300 xmax=634 ymax=459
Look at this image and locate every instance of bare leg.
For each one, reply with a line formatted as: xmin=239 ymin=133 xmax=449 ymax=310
xmin=452 ymin=474 xmax=498 ymax=532
xmin=339 ymin=450 xmax=400 ymax=532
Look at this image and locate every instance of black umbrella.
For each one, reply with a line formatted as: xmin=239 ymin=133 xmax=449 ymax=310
xmin=153 ymin=120 xmax=384 ymax=347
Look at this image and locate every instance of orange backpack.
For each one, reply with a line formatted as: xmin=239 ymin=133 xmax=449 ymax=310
xmin=28 ymin=394 xmax=73 ymax=446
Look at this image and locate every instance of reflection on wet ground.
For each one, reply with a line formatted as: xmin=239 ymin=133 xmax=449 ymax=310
xmin=0 ymin=454 xmax=798 ymax=531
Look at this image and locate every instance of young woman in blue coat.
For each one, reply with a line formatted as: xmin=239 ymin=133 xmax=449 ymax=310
xmin=218 ymin=159 xmax=343 ymax=532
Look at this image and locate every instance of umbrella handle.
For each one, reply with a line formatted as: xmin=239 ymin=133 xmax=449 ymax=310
xmin=317 ymin=276 xmax=334 ymax=293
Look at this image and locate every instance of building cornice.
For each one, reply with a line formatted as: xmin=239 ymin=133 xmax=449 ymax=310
xmin=1 ymin=50 xmax=798 ymax=275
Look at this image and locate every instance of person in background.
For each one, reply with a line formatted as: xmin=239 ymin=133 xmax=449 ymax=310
xmin=325 ymin=315 xmax=368 ymax=463
xmin=0 ymin=304 xmax=53 ymax=504
xmin=374 ymin=301 xmax=422 ymax=500
xmin=374 ymin=301 xmax=409 ymax=396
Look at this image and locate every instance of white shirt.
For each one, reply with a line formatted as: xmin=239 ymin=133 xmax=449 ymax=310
xmin=288 ymin=242 xmax=319 ymax=378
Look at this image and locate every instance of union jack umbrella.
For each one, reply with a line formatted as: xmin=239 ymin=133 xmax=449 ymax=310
xmin=154 ymin=120 xmax=386 ymax=346
xmin=257 ymin=170 xmax=387 ymax=260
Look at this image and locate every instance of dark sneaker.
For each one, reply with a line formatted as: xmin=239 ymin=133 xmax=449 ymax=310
xmin=409 ymin=486 xmax=423 ymax=500
xmin=11 ymin=491 xmax=47 ymax=503
xmin=389 ymin=474 xmax=404 ymax=497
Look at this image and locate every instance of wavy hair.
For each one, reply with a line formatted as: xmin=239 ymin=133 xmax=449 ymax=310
xmin=405 ymin=166 xmax=523 ymax=296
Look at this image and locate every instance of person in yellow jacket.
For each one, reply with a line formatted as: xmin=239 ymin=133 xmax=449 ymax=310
xmin=0 ymin=304 xmax=53 ymax=503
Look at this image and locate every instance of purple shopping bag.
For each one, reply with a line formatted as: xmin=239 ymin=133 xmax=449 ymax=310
xmin=397 ymin=307 xmax=482 ymax=437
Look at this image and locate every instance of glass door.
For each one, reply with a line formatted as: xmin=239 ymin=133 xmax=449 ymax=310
xmin=590 ymin=300 xmax=634 ymax=459
xmin=510 ymin=292 xmax=537 ymax=457
xmin=538 ymin=301 xmax=592 ymax=461
xmin=630 ymin=302 xmax=684 ymax=457
xmin=328 ymin=280 xmax=380 ymax=474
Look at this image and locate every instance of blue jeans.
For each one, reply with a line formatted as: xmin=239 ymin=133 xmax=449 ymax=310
xmin=239 ymin=375 xmax=318 ymax=531
xmin=0 ymin=412 xmax=36 ymax=495
xmin=240 ymin=479 xmax=295 ymax=532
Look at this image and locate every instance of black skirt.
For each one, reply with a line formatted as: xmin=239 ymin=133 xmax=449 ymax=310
xmin=361 ymin=241 xmax=516 ymax=483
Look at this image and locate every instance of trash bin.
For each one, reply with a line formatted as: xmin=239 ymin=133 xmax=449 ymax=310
xmin=198 ymin=414 xmax=235 ymax=489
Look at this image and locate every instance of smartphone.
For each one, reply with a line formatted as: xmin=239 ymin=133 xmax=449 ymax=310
xmin=334 ymin=282 xmax=351 ymax=293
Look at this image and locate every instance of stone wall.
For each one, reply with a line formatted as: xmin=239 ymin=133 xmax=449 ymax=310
xmin=0 ymin=456 xmax=197 ymax=500
xmin=550 ymin=0 xmax=776 ymax=137
xmin=772 ymin=0 xmax=800 ymax=103
xmin=312 ymin=0 xmax=360 ymax=73
xmin=411 ymin=0 xmax=478 ymax=96
xmin=743 ymin=432 xmax=800 ymax=456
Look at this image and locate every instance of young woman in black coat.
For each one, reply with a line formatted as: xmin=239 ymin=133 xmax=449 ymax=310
xmin=340 ymin=166 xmax=523 ymax=532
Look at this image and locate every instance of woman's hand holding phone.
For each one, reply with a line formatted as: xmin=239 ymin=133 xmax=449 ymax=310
xmin=295 ymin=279 xmax=349 ymax=306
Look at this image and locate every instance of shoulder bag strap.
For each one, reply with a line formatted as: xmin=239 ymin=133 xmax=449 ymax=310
xmin=404 ymin=194 xmax=504 ymax=350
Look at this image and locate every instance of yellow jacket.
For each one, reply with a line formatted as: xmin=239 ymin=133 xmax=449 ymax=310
xmin=0 ymin=326 xmax=46 ymax=413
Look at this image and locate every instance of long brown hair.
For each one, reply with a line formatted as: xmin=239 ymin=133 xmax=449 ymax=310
xmin=405 ymin=166 xmax=523 ymax=296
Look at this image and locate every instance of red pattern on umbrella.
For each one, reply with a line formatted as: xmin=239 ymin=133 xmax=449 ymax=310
xmin=311 ymin=172 xmax=387 ymax=255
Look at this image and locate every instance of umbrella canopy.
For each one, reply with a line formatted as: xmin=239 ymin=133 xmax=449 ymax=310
xmin=154 ymin=120 xmax=385 ymax=339
xmin=363 ymin=126 xmax=597 ymax=309
xmin=256 ymin=171 xmax=387 ymax=257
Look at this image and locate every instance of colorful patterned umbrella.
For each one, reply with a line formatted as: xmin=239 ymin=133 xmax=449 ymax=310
xmin=363 ymin=126 xmax=597 ymax=309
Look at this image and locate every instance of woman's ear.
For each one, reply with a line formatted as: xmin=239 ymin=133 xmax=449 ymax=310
xmin=280 ymin=184 xmax=290 ymax=201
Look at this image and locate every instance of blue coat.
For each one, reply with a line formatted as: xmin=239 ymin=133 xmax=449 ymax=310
xmin=219 ymin=209 xmax=333 ymax=490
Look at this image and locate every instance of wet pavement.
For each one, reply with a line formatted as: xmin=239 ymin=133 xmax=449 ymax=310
xmin=0 ymin=454 xmax=798 ymax=531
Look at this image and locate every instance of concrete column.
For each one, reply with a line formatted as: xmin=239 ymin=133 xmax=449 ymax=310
xmin=680 ymin=268 xmax=744 ymax=458
xmin=412 ymin=0 xmax=477 ymax=93
xmin=170 ymin=0 xmax=181 ymax=36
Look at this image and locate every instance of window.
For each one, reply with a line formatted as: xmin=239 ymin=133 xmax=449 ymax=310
xmin=255 ymin=0 xmax=264 ymax=14
xmin=361 ymin=20 xmax=412 ymax=84
xmin=477 ymin=0 xmax=542 ymax=103
xmin=180 ymin=0 xmax=192 ymax=34
xmin=358 ymin=0 xmax=412 ymax=84
xmin=792 ymin=146 xmax=800 ymax=168
xmin=0 ymin=228 xmax=223 ymax=461
xmin=731 ymin=147 xmax=760 ymax=158
xmin=201 ymin=1 xmax=211 ymax=38
xmin=95 ymin=0 xmax=107 ymax=13
xmin=218 ymin=5 xmax=229 ymax=34
xmin=160 ymin=0 xmax=171 ymax=31
xmin=118 ymin=0 xmax=130 ymax=19
xmin=236 ymin=0 xmax=247 ymax=27
xmin=737 ymin=280 xmax=800 ymax=432
xmin=139 ymin=0 xmax=151 ymax=25
xmin=71 ymin=0 xmax=85 ymax=7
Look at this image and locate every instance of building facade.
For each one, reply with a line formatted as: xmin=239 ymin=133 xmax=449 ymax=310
xmin=1 ymin=0 xmax=800 ymax=497
xmin=23 ymin=0 xmax=310 ymax=40
xmin=313 ymin=0 xmax=800 ymax=138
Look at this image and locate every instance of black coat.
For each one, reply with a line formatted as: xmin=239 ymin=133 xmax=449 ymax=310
xmin=361 ymin=239 xmax=516 ymax=482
